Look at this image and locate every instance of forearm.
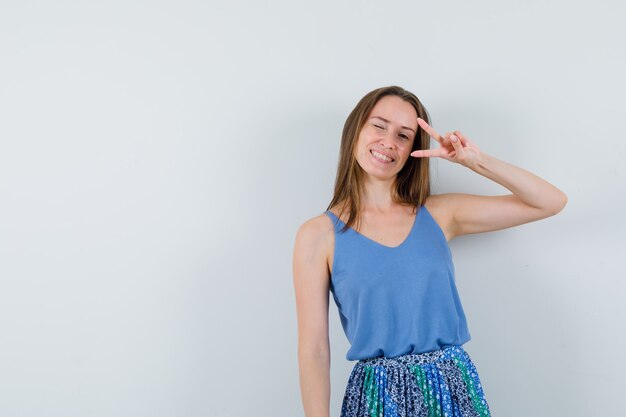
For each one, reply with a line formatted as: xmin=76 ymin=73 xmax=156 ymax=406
xmin=298 ymin=350 xmax=331 ymax=417
xmin=470 ymin=152 xmax=568 ymax=212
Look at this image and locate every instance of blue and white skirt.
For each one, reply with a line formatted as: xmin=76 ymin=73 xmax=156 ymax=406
xmin=340 ymin=345 xmax=491 ymax=417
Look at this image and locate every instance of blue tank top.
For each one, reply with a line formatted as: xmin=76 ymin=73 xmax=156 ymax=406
xmin=324 ymin=205 xmax=471 ymax=361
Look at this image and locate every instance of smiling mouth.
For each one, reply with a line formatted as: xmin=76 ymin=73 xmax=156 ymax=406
xmin=370 ymin=149 xmax=394 ymax=163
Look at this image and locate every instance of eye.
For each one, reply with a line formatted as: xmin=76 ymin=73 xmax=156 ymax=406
xmin=399 ymin=133 xmax=410 ymax=140
xmin=374 ymin=124 xmax=384 ymax=129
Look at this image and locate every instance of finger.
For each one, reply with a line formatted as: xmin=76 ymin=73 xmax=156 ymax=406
xmin=439 ymin=132 xmax=457 ymax=148
xmin=452 ymin=132 xmax=476 ymax=152
xmin=410 ymin=148 xmax=450 ymax=158
xmin=452 ymin=130 xmax=469 ymax=145
xmin=442 ymin=132 xmax=454 ymax=146
xmin=454 ymin=131 xmax=476 ymax=149
xmin=417 ymin=117 xmax=445 ymax=145
xmin=452 ymin=130 xmax=466 ymax=144
xmin=449 ymin=134 xmax=464 ymax=155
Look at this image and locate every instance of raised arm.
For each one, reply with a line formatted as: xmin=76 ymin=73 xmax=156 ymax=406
xmin=292 ymin=215 xmax=334 ymax=417
xmin=412 ymin=118 xmax=568 ymax=239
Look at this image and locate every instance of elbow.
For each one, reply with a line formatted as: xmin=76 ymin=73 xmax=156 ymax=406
xmin=298 ymin=345 xmax=331 ymax=370
xmin=548 ymin=191 xmax=568 ymax=215
xmin=298 ymin=342 xmax=331 ymax=360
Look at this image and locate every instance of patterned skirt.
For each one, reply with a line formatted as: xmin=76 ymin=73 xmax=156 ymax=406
xmin=340 ymin=345 xmax=491 ymax=417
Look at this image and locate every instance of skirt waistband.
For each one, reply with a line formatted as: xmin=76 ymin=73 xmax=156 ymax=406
xmin=356 ymin=345 xmax=467 ymax=368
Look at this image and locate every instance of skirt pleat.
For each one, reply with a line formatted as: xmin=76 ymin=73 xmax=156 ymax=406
xmin=339 ymin=345 xmax=491 ymax=417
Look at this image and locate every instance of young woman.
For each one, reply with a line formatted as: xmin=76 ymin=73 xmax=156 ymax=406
xmin=292 ymin=85 xmax=567 ymax=417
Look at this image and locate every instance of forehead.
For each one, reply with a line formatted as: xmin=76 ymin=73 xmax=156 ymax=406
xmin=368 ymin=95 xmax=418 ymax=130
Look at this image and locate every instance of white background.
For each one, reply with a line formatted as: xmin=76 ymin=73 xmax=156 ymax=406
xmin=0 ymin=0 xmax=624 ymax=416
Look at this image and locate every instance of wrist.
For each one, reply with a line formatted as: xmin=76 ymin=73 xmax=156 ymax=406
xmin=468 ymin=151 xmax=491 ymax=173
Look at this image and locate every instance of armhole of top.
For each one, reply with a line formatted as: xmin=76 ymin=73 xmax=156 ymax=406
xmin=422 ymin=205 xmax=454 ymax=259
xmin=322 ymin=211 xmax=337 ymax=280
xmin=422 ymin=203 xmax=452 ymax=243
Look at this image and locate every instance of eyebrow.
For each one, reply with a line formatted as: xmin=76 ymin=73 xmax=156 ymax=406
xmin=370 ymin=116 xmax=416 ymax=133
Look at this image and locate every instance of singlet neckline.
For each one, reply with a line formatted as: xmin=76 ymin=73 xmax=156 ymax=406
xmin=325 ymin=206 xmax=423 ymax=249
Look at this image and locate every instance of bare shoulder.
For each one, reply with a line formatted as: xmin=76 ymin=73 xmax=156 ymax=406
xmin=293 ymin=212 xmax=335 ymax=274
xmin=295 ymin=212 xmax=334 ymax=247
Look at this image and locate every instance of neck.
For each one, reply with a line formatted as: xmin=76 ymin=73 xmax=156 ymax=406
xmin=360 ymin=175 xmax=397 ymax=213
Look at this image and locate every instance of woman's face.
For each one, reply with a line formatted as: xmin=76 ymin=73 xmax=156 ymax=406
xmin=354 ymin=95 xmax=418 ymax=181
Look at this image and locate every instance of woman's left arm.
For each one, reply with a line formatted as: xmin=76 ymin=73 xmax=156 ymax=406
xmin=412 ymin=118 xmax=568 ymax=238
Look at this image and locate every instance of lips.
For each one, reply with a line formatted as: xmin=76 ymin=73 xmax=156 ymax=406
xmin=370 ymin=149 xmax=395 ymax=163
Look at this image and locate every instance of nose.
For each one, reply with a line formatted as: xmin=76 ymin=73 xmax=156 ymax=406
xmin=377 ymin=130 xmax=395 ymax=149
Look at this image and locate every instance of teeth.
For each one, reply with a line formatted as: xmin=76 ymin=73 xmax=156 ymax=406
xmin=371 ymin=150 xmax=393 ymax=162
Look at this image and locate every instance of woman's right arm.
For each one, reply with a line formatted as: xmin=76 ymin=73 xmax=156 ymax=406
xmin=292 ymin=215 xmax=333 ymax=417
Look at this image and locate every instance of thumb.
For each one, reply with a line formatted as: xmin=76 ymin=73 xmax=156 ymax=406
xmin=449 ymin=134 xmax=463 ymax=154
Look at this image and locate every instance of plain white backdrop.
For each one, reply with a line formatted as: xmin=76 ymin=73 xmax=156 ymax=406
xmin=0 ymin=0 xmax=624 ymax=416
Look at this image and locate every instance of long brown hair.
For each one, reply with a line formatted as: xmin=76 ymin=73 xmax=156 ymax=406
xmin=326 ymin=85 xmax=432 ymax=233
